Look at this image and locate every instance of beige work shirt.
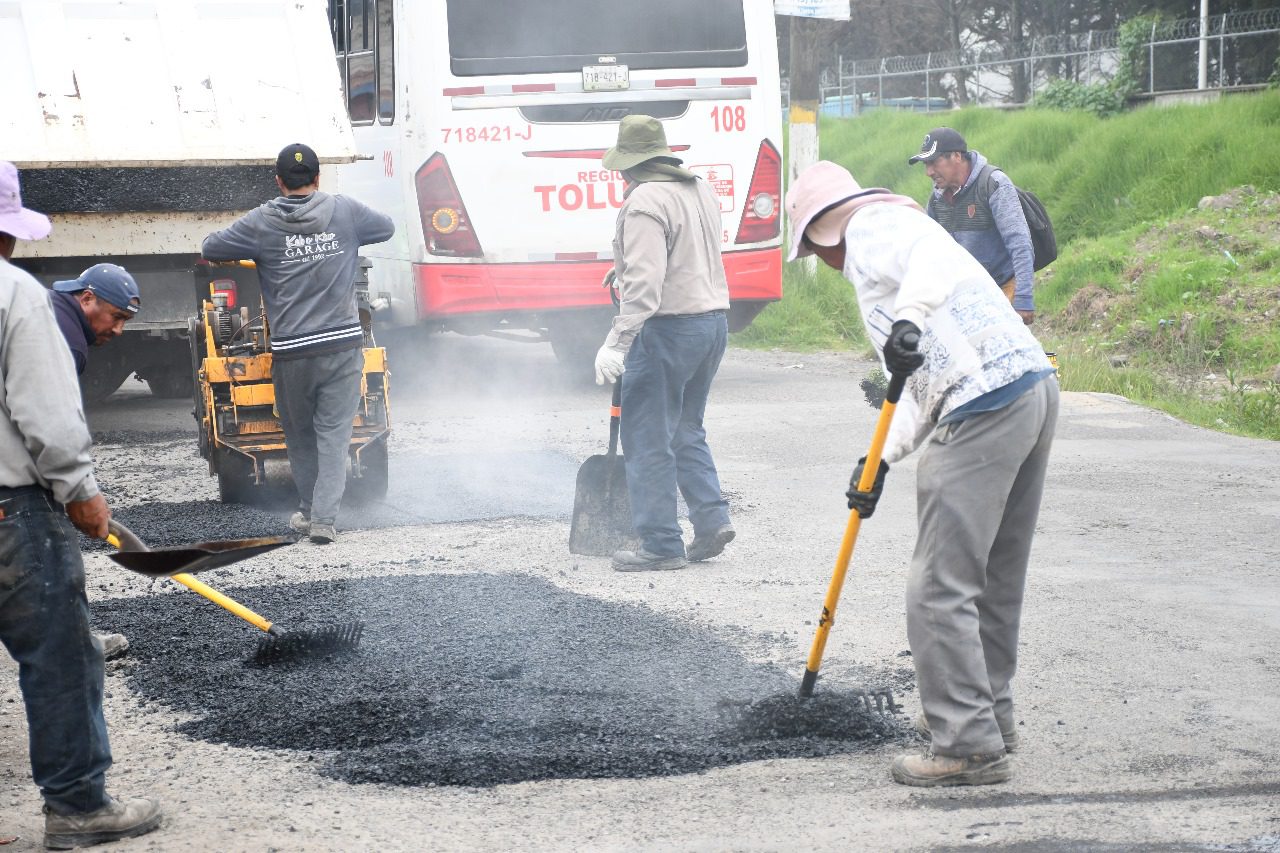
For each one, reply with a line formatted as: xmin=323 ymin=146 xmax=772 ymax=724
xmin=605 ymin=179 xmax=730 ymax=352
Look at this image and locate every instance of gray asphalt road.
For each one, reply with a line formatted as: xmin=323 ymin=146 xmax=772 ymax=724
xmin=2 ymin=336 xmax=1277 ymax=852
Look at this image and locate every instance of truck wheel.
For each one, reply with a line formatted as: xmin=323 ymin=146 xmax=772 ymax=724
xmin=144 ymin=365 xmax=194 ymax=399
xmin=215 ymin=449 xmax=256 ymax=504
xmin=80 ymin=356 xmax=132 ymax=404
xmin=346 ymin=440 xmax=388 ymax=503
xmin=548 ymin=309 xmax=613 ymax=383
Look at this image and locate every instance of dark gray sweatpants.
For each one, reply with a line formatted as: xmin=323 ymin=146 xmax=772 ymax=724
xmin=908 ymin=377 xmax=1059 ymax=757
xmin=272 ymin=347 xmax=363 ymax=526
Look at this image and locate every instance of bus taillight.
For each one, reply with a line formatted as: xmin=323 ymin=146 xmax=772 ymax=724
xmin=735 ymin=139 xmax=781 ymax=245
xmin=415 ymin=153 xmax=483 ymax=257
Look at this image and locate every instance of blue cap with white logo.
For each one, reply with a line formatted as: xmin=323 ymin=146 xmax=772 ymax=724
xmin=53 ymin=263 xmax=141 ymax=314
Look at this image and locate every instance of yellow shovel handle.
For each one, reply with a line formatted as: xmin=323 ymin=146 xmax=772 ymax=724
xmin=106 ymin=533 xmax=274 ymax=634
xmin=799 ymin=370 xmax=910 ymax=697
xmin=168 ymin=573 xmax=275 ymax=634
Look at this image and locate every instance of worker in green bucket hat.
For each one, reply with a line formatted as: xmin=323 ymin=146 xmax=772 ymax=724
xmin=595 ymin=115 xmax=736 ymax=572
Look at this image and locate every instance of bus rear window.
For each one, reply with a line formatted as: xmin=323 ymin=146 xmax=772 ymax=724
xmin=446 ymin=0 xmax=747 ymax=76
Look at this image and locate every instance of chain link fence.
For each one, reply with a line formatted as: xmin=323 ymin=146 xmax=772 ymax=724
xmin=804 ymin=7 xmax=1280 ymax=117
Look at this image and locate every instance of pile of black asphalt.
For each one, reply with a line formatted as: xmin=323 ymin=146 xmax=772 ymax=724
xmin=101 ymin=573 xmax=913 ymax=788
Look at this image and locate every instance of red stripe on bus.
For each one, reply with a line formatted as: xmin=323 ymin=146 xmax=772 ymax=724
xmin=413 ymin=249 xmax=781 ymax=320
xmin=656 ymin=78 xmax=697 ymax=88
xmin=721 ymin=77 xmax=757 ymax=85
xmin=513 ymin=83 xmax=557 ymax=93
xmin=524 ymin=145 xmax=690 ymax=159
xmin=443 ymin=86 xmax=485 ymax=96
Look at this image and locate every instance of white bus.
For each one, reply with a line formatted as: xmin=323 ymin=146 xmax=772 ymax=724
xmin=324 ymin=0 xmax=783 ymax=368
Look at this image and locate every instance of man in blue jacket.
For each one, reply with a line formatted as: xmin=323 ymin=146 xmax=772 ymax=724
xmin=49 ymin=263 xmax=140 ymax=377
xmin=201 ymin=143 xmax=394 ymax=543
xmin=49 ymin=262 xmax=140 ymax=661
xmin=909 ymin=127 xmax=1037 ymax=325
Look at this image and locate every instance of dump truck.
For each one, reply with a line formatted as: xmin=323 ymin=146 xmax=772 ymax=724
xmin=2 ymin=0 xmax=360 ymax=400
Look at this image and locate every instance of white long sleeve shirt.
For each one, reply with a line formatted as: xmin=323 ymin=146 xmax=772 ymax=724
xmin=0 ymin=258 xmax=99 ymax=504
xmin=841 ymin=204 xmax=1051 ymax=463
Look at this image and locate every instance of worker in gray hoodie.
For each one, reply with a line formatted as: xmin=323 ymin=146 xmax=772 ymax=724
xmin=202 ymin=143 xmax=394 ymax=544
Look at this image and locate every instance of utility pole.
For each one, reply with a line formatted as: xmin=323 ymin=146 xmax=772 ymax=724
xmin=1198 ymin=0 xmax=1210 ymax=90
xmin=788 ymin=15 xmax=821 ymax=193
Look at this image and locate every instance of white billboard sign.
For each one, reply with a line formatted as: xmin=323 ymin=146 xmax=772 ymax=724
xmin=774 ymin=0 xmax=850 ymax=20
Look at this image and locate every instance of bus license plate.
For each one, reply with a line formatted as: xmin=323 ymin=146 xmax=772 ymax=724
xmin=583 ymin=64 xmax=629 ymax=92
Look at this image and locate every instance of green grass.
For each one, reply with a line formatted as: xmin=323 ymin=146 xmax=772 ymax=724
xmin=733 ymin=260 xmax=866 ymax=351
xmin=735 ymin=90 xmax=1280 ymax=439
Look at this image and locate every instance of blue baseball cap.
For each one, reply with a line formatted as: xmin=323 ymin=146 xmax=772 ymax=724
xmin=53 ymin=263 xmax=141 ymax=314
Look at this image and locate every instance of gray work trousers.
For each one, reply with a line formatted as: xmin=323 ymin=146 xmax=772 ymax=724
xmin=908 ymin=377 xmax=1059 ymax=756
xmin=272 ymin=347 xmax=363 ymax=526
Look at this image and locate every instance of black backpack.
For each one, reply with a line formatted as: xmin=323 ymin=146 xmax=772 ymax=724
xmin=977 ymin=165 xmax=1057 ymax=272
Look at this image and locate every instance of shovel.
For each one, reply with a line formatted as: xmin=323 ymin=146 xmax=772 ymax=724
xmin=569 ymin=378 xmax=635 ymax=556
xmin=105 ymin=521 xmax=293 ymax=577
xmin=106 ymin=520 xmax=362 ymax=664
xmin=799 ymin=354 xmax=914 ymax=698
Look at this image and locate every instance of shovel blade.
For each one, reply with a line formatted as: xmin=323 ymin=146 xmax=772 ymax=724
xmin=569 ymin=453 xmax=636 ymax=557
xmin=107 ymin=537 xmax=293 ymax=577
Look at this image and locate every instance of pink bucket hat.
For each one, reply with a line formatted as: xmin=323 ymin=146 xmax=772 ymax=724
xmin=0 ymin=162 xmax=51 ymax=241
xmin=786 ymin=161 xmax=922 ymax=260
xmin=784 ymin=161 xmax=868 ymax=261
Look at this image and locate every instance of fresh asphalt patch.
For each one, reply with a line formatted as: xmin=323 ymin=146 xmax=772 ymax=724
xmin=99 ymin=573 xmax=912 ymax=788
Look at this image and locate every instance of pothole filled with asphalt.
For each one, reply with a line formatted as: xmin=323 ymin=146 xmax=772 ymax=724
xmin=100 ymin=573 xmax=913 ymax=788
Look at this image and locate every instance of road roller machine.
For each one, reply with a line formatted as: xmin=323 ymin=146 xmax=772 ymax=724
xmin=190 ymin=260 xmax=390 ymax=504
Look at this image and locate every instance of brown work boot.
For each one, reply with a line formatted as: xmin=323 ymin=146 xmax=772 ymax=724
xmin=309 ymin=522 xmax=337 ymax=544
xmin=890 ymin=749 xmax=1011 ymax=787
xmin=288 ymin=511 xmax=310 ymax=536
xmin=44 ymin=795 xmax=162 ymax=849
xmin=912 ymin=711 xmax=1020 ymax=753
xmin=687 ymin=524 xmax=735 ymax=562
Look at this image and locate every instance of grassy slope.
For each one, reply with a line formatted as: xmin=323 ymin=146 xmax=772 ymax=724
xmin=736 ymin=90 xmax=1280 ymax=438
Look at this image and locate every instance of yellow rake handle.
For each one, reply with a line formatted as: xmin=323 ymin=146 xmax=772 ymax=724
xmin=107 ymin=533 xmax=275 ymax=635
xmin=799 ymin=370 xmax=909 ymax=698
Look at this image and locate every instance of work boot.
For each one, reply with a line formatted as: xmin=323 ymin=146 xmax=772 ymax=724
xmin=912 ymin=711 xmax=1020 ymax=753
xmin=94 ymin=631 xmax=129 ymax=661
xmin=44 ymin=795 xmax=162 ymax=849
xmin=611 ymin=548 xmax=687 ymax=572
xmin=890 ymin=749 xmax=1012 ymax=787
xmin=687 ymin=524 xmax=735 ymax=562
xmin=309 ymin=523 xmax=337 ymax=545
xmin=288 ymin=511 xmax=310 ymax=536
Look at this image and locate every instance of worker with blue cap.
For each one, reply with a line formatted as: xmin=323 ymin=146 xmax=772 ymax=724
xmin=49 ymin=263 xmax=141 ymax=376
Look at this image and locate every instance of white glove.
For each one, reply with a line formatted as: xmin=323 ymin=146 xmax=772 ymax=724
xmin=594 ymin=345 xmax=626 ymax=385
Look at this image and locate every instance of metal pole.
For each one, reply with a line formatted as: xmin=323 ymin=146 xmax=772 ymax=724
xmin=1219 ymin=13 xmax=1226 ymax=88
xmin=1198 ymin=0 xmax=1210 ymax=90
xmin=1150 ymin=22 xmax=1157 ymax=94
xmin=838 ymin=53 xmax=844 ymax=116
xmin=925 ymin=53 xmax=931 ymax=109
xmin=1085 ymin=30 xmax=1092 ymax=85
xmin=879 ymin=59 xmax=885 ymax=109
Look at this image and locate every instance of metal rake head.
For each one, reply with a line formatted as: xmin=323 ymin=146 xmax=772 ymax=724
xmin=254 ymin=622 xmax=364 ymax=666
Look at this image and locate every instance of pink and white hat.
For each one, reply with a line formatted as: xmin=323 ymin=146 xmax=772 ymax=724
xmin=0 ymin=162 xmax=51 ymax=241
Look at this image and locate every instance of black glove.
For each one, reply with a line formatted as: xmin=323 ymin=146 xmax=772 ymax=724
xmin=883 ymin=320 xmax=924 ymax=377
xmin=846 ymin=456 xmax=890 ymax=518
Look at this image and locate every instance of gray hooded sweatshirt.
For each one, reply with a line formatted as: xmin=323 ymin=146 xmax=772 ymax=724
xmin=202 ymin=192 xmax=394 ymax=360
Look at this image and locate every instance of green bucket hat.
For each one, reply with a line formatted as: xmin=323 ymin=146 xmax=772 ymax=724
xmin=602 ymin=115 xmax=682 ymax=171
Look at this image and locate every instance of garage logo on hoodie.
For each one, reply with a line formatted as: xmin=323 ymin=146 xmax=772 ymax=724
xmin=283 ymin=232 xmax=342 ymax=262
